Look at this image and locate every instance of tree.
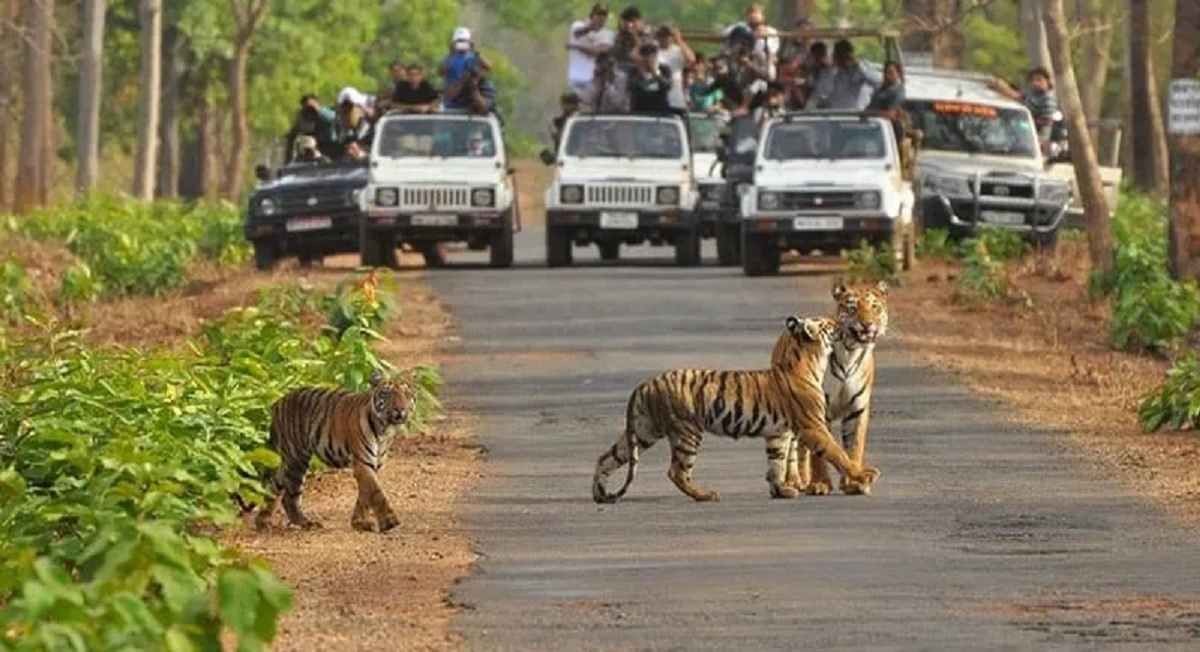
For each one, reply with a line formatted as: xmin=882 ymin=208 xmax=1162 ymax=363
xmin=132 ymin=0 xmax=162 ymax=200
xmin=14 ymin=0 xmax=52 ymax=214
xmin=902 ymin=0 xmax=990 ymax=69
xmin=0 ymin=0 xmax=20 ymax=211
xmin=1128 ymin=0 xmax=1169 ymax=194
xmin=1042 ymin=0 xmax=1113 ymax=272
xmin=223 ymin=0 xmax=270 ymax=202
xmin=776 ymin=0 xmax=818 ymax=26
xmin=1168 ymin=0 xmax=1200 ymax=280
xmin=1019 ymin=0 xmax=1051 ymax=73
xmin=76 ymin=0 xmax=107 ymax=197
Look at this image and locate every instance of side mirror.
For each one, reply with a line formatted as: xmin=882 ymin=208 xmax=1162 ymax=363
xmin=254 ymin=164 xmax=271 ymax=182
xmin=538 ymin=148 xmax=556 ymax=166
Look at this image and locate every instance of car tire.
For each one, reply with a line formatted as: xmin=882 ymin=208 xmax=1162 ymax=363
xmin=546 ymin=226 xmax=573 ymax=268
xmin=598 ymin=241 xmax=620 ymax=261
xmin=253 ymin=240 xmax=279 ymax=271
xmin=674 ymin=227 xmax=701 ymax=267
xmin=741 ymin=232 xmax=780 ymax=277
xmin=419 ymin=242 xmax=446 ymax=268
xmin=362 ymin=232 xmax=399 ymax=269
xmin=489 ymin=210 xmax=515 ymax=268
xmin=716 ymin=222 xmax=741 ymax=266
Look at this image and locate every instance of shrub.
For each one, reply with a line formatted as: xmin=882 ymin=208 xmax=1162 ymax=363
xmin=916 ymin=228 xmax=956 ymax=260
xmin=1139 ymin=354 xmax=1200 ymax=432
xmin=841 ymin=239 xmax=899 ymax=286
xmin=1 ymin=259 xmax=34 ymax=324
xmin=953 ymin=237 xmax=1011 ymax=306
xmin=1090 ymin=193 xmax=1200 ymax=354
xmin=974 ymin=228 xmax=1028 ymax=262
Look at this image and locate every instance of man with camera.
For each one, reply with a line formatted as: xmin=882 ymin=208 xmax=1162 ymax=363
xmin=567 ymin=4 xmax=615 ymax=95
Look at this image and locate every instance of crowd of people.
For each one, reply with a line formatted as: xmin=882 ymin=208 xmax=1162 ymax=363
xmin=283 ymin=26 xmax=499 ymax=164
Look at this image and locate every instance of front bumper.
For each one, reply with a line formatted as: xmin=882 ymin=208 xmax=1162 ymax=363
xmin=742 ymin=214 xmax=896 ymax=250
xmin=546 ymin=208 xmax=696 ymax=231
xmin=921 ymin=193 xmax=1068 ymax=235
xmin=363 ymin=209 xmax=508 ymax=233
xmin=243 ymin=211 xmax=362 ymax=254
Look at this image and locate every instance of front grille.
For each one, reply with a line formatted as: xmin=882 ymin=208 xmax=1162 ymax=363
xmin=779 ymin=191 xmax=858 ymax=211
xmin=978 ymin=181 xmax=1034 ymax=199
xmin=399 ymin=186 xmax=470 ymax=210
xmin=585 ymin=184 xmax=655 ymax=206
xmin=276 ymin=186 xmax=353 ymax=213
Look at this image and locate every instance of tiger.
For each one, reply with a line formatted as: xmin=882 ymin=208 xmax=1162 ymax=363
xmin=592 ymin=314 xmax=881 ymax=504
xmin=776 ymin=279 xmax=889 ymax=497
xmin=246 ymin=370 xmax=418 ymax=533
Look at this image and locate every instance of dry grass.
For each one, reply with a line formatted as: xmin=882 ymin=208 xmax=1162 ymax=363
xmin=891 ymin=236 xmax=1200 ymax=524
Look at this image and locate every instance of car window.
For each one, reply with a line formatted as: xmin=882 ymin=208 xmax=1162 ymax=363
xmin=763 ymin=120 xmax=887 ymax=161
xmin=688 ymin=116 xmax=726 ymax=154
xmin=376 ymin=118 xmax=497 ymax=158
xmin=904 ymin=100 xmax=1038 ymax=157
xmin=564 ymin=119 xmax=684 ymax=159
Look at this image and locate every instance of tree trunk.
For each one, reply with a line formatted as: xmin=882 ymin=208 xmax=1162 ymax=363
xmin=1043 ymin=0 xmax=1113 ymax=273
xmin=776 ymin=0 xmax=817 ymax=27
xmin=132 ymin=0 xmax=162 ymax=200
xmin=932 ymin=0 xmax=964 ymax=69
xmin=224 ymin=0 xmax=270 ymax=203
xmin=76 ymin=0 xmax=106 ymax=197
xmin=178 ymin=99 xmax=208 ymax=200
xmin=1167 ymin=0 xmax=1200 ymax=280
xmin=1128 ymin=0 xmax=1169 ymax=194
xmin=1020 ymin=0 xmax=1053 ymax=73
xmin=157 ymin=27 xmax=185 ymax=199
xmin=1077 ymin=0 xmax=1112 ymax=124
xmin=14 ymin=0 xmax=51 ymax=214
xmin=0 ymin=0 xmax=21 ymax=211
xmin=901 ymin=0 xmax=934 ymax=55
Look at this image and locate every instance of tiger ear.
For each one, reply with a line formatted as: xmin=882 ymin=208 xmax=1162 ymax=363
xmin=801 ymin=318 xmax=824 ymax=342
xmin=369 ymin=368 xmax=386 ymax=386
xmin=784 ymin=315 xmax=803 ymax=339
xmin=831 ymin=277 xmax=848 ymax=301
xmin=874 ymin=280 xmax=889 ymax=296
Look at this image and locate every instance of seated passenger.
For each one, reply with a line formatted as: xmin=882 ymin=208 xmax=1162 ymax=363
xmin=988 ymin=67 xmax=1059 ymax=138
xmin=552 ymin=91 xmax=581 ymax=149
xmin=285 ymin=94 xmax=338 ymax=163
xmin=292 ymin=135 xmax=329 ymax=164
xmin=466 ymin=128 xmax=495 ymax=157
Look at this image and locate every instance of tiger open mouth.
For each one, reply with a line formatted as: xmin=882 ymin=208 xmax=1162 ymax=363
xmin=849 ymin=323 xmax=877 ymax=344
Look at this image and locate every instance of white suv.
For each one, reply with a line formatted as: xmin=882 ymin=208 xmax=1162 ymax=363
xmin=739 ymin=112 xmax=915 ymax=277
xmin=540 ymin=112 xmax=699 ymax=267
xmin=362 ymin=110 xmax=516 ymax=268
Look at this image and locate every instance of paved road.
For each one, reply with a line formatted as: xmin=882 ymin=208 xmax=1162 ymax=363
xmin=427 ymin=233 xmax=1200 ymax=651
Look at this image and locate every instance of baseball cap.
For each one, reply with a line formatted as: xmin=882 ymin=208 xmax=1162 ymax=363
xmin=452 ymin=26 xmax=472 ymax=42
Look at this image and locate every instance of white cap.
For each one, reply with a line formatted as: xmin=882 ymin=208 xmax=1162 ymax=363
xmin=452 ymin=26 xmax=471 ymax=42
xmin=337 ymin=86 xmax=368 ymax=107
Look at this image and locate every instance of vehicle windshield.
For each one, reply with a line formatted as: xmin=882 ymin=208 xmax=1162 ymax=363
xmin=375 ymin=117 xmax=497 ymax=158
xmin=763 ymin=119 xmax=888 ymax=161
xmin=905 ymin=100 xmax=1039 ymax=157
xmin=688 ymin=116 xmax=725 ymax=153
xmin=564 ymin=119 xmax=685 ymax=159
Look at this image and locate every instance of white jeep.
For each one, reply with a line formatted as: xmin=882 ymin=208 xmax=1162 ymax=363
xmin=539 ymin=112 xmax=700 ymax=267
xmin=739 ymin=111 xmax=915 ymax=277
xmin=361 ymin=110 xmax=517 ymax=268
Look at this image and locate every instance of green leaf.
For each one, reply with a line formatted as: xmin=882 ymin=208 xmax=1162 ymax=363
xmin=217 ymin=569 xmax=261 ymax=636
xmin=164 ymin=625 xmax=196 ymax=652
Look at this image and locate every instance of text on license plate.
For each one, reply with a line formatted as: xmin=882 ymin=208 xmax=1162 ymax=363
xmin=980 ymin=210 xmax=1025 ymax=225
xmin=599 ymin=211 xmax=639 ymax=229
xmin=792 ymin=217 xmax=843 ymax=231
xmin=411 ymin=214 xmax=458 ymax=226
xmin=286 ymin=216 xmax=332 ymax=232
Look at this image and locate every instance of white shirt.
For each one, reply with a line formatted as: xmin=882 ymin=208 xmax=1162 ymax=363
xmin=657 ymin=44 xmax=687 ymax=109
xmin=567 ymin=20 xmax=616 ymax=86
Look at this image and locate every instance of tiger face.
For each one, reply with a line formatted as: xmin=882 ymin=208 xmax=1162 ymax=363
xmin=831 ymin=280 xmax=889 ymax=347
xmin=368 ymin=370 xmax=417 ymax=426
xmin=784 ymin=314 xmax=841 ymax=350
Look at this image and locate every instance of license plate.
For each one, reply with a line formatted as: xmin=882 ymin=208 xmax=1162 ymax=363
xmin=792 ymin=217 xmax=843 ymax=231
xmin=411 ymin=214 xmax=458 ymax=227
xmin=599 ymin=211 xmax=639 ymax=229
xmin=980 ymin=210 xmax=1026 ymax=226
xmin=286 ymin=216 xmax=332 ymax=232
xmin=699 ymin=199 xmax=720 ymax=209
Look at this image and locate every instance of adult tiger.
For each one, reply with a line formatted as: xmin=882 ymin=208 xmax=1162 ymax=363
xmin=777 ymin=280 xmax=889 ymax=496
xmin=244 ymin=370 xmax=418 ymax=532
xmin=592 ymin=315 xmax=881 ymax=503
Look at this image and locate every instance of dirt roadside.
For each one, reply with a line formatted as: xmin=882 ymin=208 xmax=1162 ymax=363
xmin=886 ymin=238 xmax=1200 ymax=525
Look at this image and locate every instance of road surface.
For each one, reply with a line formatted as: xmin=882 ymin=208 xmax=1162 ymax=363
xmin=426 ymin=234 xmax=1200 ymax=651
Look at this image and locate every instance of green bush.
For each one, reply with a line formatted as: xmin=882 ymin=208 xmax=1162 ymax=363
xmin=954 ymin=237 xmax=1011 ymax=306
xmin=1 ymin=259 xmax=34 ymax=324
xmin=0 ymin=269 xmax=441 ymax=651
xmin=3 ymin=195 xmax=251 ymax=301
xmin=973 ymin=228 xmax=1028 ymax=262
xmin=916 ymin=228 xmax=956 ymax=260
xmin=841 ymin=239 xmax=899 ymax=286
xmin=1139 ymin=354 xmax=1200 ymax=432
xmin=1090 ymin=193 xmax=1200 ymax=354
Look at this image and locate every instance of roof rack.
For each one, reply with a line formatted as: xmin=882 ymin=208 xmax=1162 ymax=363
xmin=680 ymin=26 xmax=900 ymax=44
xmin=903 ymin=67 xmax=996 ymax=84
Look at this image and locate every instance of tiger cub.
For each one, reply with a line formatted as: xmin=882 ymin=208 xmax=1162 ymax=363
xmin=251 ymin=370 xmax=418 ymax=532
xmin=778 ymin=280 xmax=889 ymax=496
xmin=592 ymin=315 xmax=881 ymax=503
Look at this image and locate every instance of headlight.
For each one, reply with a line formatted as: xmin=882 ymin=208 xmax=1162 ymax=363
xmin=656 ymin=186 xmax=680 ymax=205
xmin=856 ymin=191 xmax=881 ymax=209
xmin=259 ymin=198 xmax=277 ymax=216
xmin=560 ymin=185 xmax=584 ymax=204
xmin=471 ymin=188 xmax=495 ymax=207
xmin=376 ymin=188 xmax=398 ymax=207
xmin=1038 ymin=182 xmax=1071 ymax=203
xmin=759 ymin=191 xmax=780 ymax=210
xmin=922 ymin=175 xmax=971 ymax=197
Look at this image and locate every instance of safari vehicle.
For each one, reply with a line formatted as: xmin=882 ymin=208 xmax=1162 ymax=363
xmin=689 ymin=112 xmax=734 ymax=263
xmin=539 ymin=112 xmax=700 ymax=267
xmin=710 ymin=112 xmax=760 ymax=266
xmin=902 ymin=69 xmax=1076 ymax=248
xmin=244 ymin=158 xmax=368 ymax=271
xmin=361 ymin=109 xmax=518 ymax=269
xmin=738 ymin=111 xmax=916 ymax=277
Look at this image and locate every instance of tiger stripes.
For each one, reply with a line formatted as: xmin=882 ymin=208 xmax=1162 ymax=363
xmin=592 ymin=315 xmax=881 ymax=503
xmin=249 ymin=371 xmax=417 ymax=532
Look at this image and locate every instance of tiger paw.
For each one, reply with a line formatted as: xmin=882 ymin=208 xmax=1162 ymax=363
xmin=840 ymin=479 xmax=872 ymax=496
xmin=351 ymin=518 xmax=378 ymax=532
xmin=847 ymin=466 xmax=881 ymax=487
xmin=293 ymin=518 xmax=324 ymax=530
xmin=693 ymin=490 xmax=721 ymax=502
xmin=805 ymin=481 xmax=832 ymax=496
xmin=377 ymin=512 xmax=401 ymax=533
xmin=770 ymin=484 xmax=801 ymax=499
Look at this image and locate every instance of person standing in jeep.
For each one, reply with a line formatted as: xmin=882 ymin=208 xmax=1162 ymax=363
xmin=390 ymin=63 xmax=440 ymax=114
xmin=284 ymin=94 xmax=338 ymax=164
xmin=612 ymin=6 xmax=652 ymax=76
xmin=629 ymin=43 xmax=674 ymax=114
xmin=567 ymin=4 xmax=615 ymax=95
xmin=579 ymin=52 xmax=630 ymax=113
